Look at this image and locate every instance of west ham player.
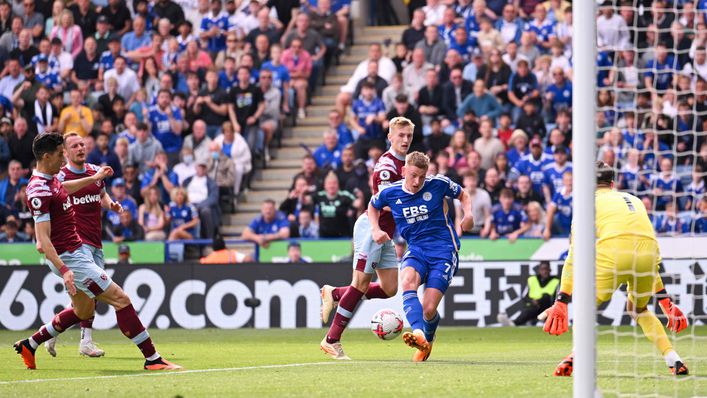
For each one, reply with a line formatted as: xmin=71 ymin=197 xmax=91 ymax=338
xmin=319 ymin=117 xmax=413 ymax=360
xmin=44 ymin=133 xmax=124 ymax=358
xmin=369 ymin=152 xmax=474 ymax=361
xmin=14 ymin=133 xmax=180 ymax=370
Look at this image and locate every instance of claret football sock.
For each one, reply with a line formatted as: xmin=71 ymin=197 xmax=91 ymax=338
xmin=326 ymin=286 xmax=364 ymax=343
xmin=116 ymin=304 xmax=158 ymax=359
xmin=29 ymin=307 xmax=82 ymax=348
xmin=422 ymin=312 xmax=440 ymax=342
xmin=402 ymin=290 xmax=424 ymax=332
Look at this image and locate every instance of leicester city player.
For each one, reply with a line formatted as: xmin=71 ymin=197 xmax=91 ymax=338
xmin=369 ymin=152 xmax=474 ymax=361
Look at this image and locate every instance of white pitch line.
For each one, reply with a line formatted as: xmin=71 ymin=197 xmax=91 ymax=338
xmin=0 ymin=361 xmax=342 ymax=385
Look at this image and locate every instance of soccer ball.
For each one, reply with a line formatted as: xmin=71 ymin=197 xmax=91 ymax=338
xmin=370 ymin=309 xmax=404 ymax=340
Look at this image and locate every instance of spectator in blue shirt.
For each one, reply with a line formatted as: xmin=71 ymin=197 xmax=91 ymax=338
xmin=524 ymin=4 xmax=556 ymax=51
xmin=351 ymin=81 xmax=386 ymax=159
xmin=651 ymin=157 xmax=684 ymax=211
xmin=508 ymin=59 xmax=540 ymax=120
xmin=200 ymin=0 xmax=229 ymax=54
xmin=106 ymin=178 xmax=138 ymax=228
xmin=140 ymin=150 xmax=178 ymax=205
xmin=692 ymin=197 xmax=707 ymax=234
xmin=542 ymin=145 xmax=572 ymax=203
xmin=120 ymin=15 xmax=152 ymax=52
xmin=166 ymin=187 xmax=200 ymax=240
xmin=241 ymin=199 xmax=291 ymax=248
xmin=327 ymin=109 xmax=354 ymax=147
xmin=148 ymin=89 xmax=185 ymax=165
xmin=490 ymin=188 xmax=529 ymax=242
xmin=544 ymin=171 xmax=573 ymax=239
xmin=654 ymin=202 xmax=689 ymax=235
xmin=544 ymin=67 xmax=572 ymax=120
xmin=510 ymin=136 xmax=553 ymax=194
xmin=449 ymin=26 xmax=475 ymax=62
xmin=312 ymin=129 xmax=343 ymax=170
xmin=87 ymin=133 xmax=122 ymax=181
xmin=644 ymin=43 xmax=676 ymax=93
xmin=457 ymin=79 xmax=503 ymax=122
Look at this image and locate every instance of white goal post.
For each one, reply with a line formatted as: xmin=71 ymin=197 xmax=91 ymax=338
xmin=573 ymin=0 xmax=598 ymax=397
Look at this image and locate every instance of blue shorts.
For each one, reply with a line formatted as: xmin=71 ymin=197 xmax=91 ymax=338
xmin=82 ymin=244 xmax=105 ymax=269
xmin=401 ymin=248 xmax=458 ymax=294
xmin=55 ymin=245 xmax=112 ymax=298
xmin=352 ymin=213 xmax=398 ymax=274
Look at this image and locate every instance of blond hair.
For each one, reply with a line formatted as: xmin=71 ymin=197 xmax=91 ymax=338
xmin=405 ymin=151 xmax=430 ymax=170
xmin=388 ymin=116 xmax=415 ymax=135
xmin=170 ymin=186 xmax=189 ymax=204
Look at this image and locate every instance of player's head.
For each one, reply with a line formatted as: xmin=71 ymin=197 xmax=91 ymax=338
xmin=33 ymin=133 xmax=65 ymax=174
xmin=596 ymin=160 xmax=615 ymax=188
xmin=387 ymin=116 xmax=414 ymax=156
xmin=63 ymin=132 xmax=86 ymax=167
xmin=402 ymin=151 xmax=429 ymax=194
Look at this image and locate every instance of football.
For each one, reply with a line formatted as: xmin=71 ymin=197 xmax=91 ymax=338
xmin=370 ymin=309 xmax=404 ymax=340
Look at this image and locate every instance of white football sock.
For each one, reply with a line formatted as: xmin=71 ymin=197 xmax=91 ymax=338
xmin=664 ymin=350 xmax=682 ymax=367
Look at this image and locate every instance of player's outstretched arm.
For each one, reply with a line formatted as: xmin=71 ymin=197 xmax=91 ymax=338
xmin=63 ymin=166 xmax=114 ymax=194
xmin=367 ymin=203 xmax=390 ymax=244
xmin=458 ymin=190 xmax=474 ymax=232
xmin=654 ymin=274 xmax=689 ymax=333
xmin=101 ymin=191 xmax=124 ymax=212
xmin=538 ymin=253 xmax=573 ymax=336
xmin=35 ymin=221 xmax=76 ymax=296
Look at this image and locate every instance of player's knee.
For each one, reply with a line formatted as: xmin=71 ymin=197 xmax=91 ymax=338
xmin=381 ymin=282 xmax=398 ymax=298
xmin=73 ymin=305 xmax=94 ymax=321
xmin=110 ymin=288 xmax=132 ymax=310
xmin=351 ymin=278 xmax=369 ymax=292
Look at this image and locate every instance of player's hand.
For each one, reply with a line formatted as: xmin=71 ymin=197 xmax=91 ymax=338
xmin=109 ymin=201 xmax=123 ymax=213
xmin=63 ymin=270 xmax=76 ymax=296
xmin=460 ymin=216 xmax=474 ymax=232
xmin=659 ymin=298 xmax=689 ymax=333
xmin=372 ymin=229 xmax=390 ymax=244
xmin=35 ymin=240 xmax=44 ymax=254
xmin=541 ymin=301 xmax=569 ymax=336
xmin=95 ymin=166 xmax=114 ymax=181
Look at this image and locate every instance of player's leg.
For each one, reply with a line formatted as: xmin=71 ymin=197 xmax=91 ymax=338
xmin=400 ymin=252 xmax=433 ymax=359
xmin=14 ymin=291 xmax=94 ymax=369
xmin=96 ymin=282 xmax=181 ymax=370
xmin=76 ymin=244 xmax=106 ymax=357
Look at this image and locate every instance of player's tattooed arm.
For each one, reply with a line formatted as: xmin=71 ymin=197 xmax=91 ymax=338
xmin=62 ymin=166 xmax=115 ymax=194
xmin=35 ymin=221 xmax=76 ymax=295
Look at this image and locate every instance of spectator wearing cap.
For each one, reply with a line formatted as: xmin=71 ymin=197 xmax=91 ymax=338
xmin=93 ymin=15 xmax=111 ymax=54
xmin=457 ymin=79 xmax=503 ymax=123
xmin=117 ymin=244 xmax=131 ymax=265
xmin=182 ymin=159 xmax=219 ymax=240
xmin=34 ymin=54 xmax=60 ymax=90
xmin=103 ymin=56 xmax=140 ymax=102
xmin=47 ymin=36 xmax=72 ymax=81
xmin=200 ymin=235 xmax=253 ymax=264
xmin=287 ymin=240 xmax=308 ymax=263
xmin=509 ymin=136 xmax=553 ymax=194
xmin=542 ymin=144 xmax=572 ymax=204
xmin=0 ymin=59 xmax=24 ymax=100
xmin=108 ymin=209 xmax=145 ymax=243
xmin=49 ymin=10 xmax=82 ymax=57
xmin=242 ymin=199 xmax=290 ymax=248
xmin=383 ymin=93 xmax=425 ymax=153
xmin=105 ymin=177 xmax=138 ymax=227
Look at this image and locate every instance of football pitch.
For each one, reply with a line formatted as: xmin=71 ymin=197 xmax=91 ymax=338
xmin=0 ymin=327 xmax=705 ymax=397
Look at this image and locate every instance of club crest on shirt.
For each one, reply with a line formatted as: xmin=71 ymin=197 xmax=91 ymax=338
xmin=423 ymin=192 xmax=432 ymax=201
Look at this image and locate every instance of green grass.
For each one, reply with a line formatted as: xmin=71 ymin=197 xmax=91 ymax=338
xmin=0 ymin=327 xmax=705 ymax=397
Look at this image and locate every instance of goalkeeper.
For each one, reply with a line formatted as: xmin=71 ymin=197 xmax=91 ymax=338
xmin=541 ymin=161 xmax=689 ymax=377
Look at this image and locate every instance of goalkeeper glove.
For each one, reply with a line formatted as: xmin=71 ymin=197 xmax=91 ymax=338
xmin=540 ymin=293 xmax=570 ymax=336
xmin=658 ymin=296 xmax=688 ymax=334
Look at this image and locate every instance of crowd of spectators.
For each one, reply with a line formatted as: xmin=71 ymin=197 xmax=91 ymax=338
xmin=262 ymin=0 xmax=706 ymax=244
xmin=0 ymin=0 xmax=354 ymax=246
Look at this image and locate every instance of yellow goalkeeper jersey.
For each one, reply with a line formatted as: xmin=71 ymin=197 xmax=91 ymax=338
xmin=594 ymin=187 xmax=657 ymax=244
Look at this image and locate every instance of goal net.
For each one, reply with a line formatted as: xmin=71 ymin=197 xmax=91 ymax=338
xmin=590 ymin=0 xmax=706 ymax=396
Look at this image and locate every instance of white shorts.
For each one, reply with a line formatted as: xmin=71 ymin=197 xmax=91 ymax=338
xmin=352 ymin=213 xmax=398 ymax=274
xmin=82 ymin=244 xmax=105 ymax=269
xmin=55 ymin=245 xmax=112 ymax=298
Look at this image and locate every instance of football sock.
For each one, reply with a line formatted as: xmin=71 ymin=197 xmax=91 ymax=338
xmin=116 ymin=304 xmax=158 ymax=359
xmin=331 ymin=286 xmax=345 ymax=301
xmin=29 ymin=307 xmax=82 ymax=348
xmin=80 ymin=316 xmax=95 ymax=343
xmin=422 ymin=311 xmax=440 ymax=342
xmin=364 ymin=283 xmax=389 ymax=299
xmin=636 ymin=310 xmax=672 ymax=356
xmin=664 ymin=350 xmax=682 ymax=367
xmin=326 ymin=286 xmax=364 ymax=343
xmin=402 ymin=290 xmax=424 ymax=332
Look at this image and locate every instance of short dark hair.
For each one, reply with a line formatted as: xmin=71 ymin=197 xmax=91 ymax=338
xmin=212 ymin=235 xmax=226 ymax=251
xmin=596 ymin=160 xmax=615 ymax=186
xmin=500 ymin=187 xmax=514 ymax=199
xmin=136 ymin=122 xmax=149 ymax=131
xmin=32 ymin=133 xmax=64 ymax=161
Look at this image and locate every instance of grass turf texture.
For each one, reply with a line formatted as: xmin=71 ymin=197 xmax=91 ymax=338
xmin=0 ymin=327 xmax=705 ymax=397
